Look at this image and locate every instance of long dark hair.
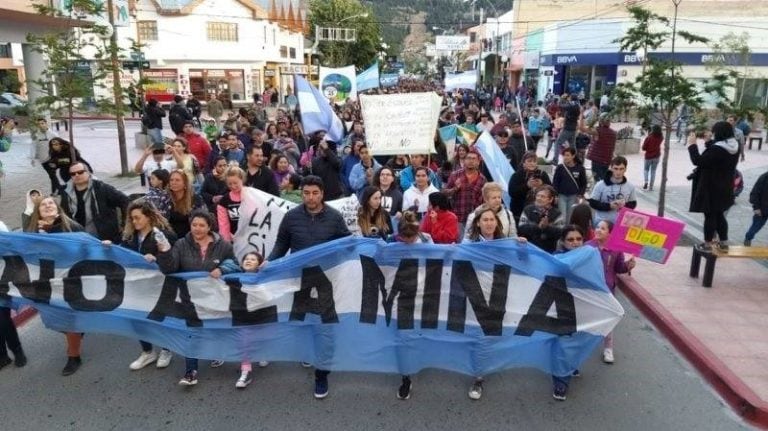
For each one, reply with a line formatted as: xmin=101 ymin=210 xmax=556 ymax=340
xmin=357 ymin=186 xmax=390 ymax=236
xmin=711 ymin=120 xmax=735 ymax=142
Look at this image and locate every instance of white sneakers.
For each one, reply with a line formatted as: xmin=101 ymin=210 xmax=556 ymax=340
xmin=257 ymin=361 xmax=269 ymax=367
xmin=157 ymin=349 xmax=173 ymax=368
xmin=129 ymin=349 xmax=172 ymax=370
xmin=235 ymin=371 xmax=253 ymax=388
xmin=603 ymin=348 xmax=615 ymax=364
xmin=129 ymin=351 xmax=157 ymax=370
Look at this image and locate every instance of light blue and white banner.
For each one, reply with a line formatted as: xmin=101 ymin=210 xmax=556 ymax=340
xmin=295 ymin=75 xmax=345 ymax=143
xmin=0 ymin=233 xmax=623 ymax=377
xmin=356 ymin=62 xmax=380 ymax=93
xmin=474 ymin=131 xmax=515 ymax=207
xmin=380 ymin=74 xmax=400 ymax=88
xmin=445 ymin=70 xmax=478 ymax=91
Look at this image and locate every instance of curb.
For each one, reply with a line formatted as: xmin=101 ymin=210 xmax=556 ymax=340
xmin=618 ymin=273 xmax=768 ymax=429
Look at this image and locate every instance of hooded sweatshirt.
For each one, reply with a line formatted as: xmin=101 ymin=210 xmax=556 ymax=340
xmin=588 ymin=170 xmax=637 ymax=223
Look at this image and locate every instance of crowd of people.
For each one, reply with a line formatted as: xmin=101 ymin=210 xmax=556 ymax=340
xmin=0 ymin=82 xmax=761 ymax=402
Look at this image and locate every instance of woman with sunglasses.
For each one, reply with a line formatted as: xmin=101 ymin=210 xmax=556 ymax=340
xmin=24 ymin=196 xmax=86 ymax=376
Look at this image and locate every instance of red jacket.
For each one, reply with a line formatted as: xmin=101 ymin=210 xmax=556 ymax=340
xmin=420 ymin=209 xmax=459 ymax=244
xmin=183 ymin=132 xmax=212 ymax=171
xmin=642 ymin=134 xmax=663 ymax=160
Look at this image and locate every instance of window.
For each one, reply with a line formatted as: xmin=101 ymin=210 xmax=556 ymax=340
xmin=280 ymin=46 xmax=288 ymax=58
xmin=0 ymin=44 xmax=11 ymax=58
xmin=289 ymin=47 xmax=296 ymax=59
xmin=137 ymin=21 xmax=158 ymax=41
xmin=207 ymin=22 xmax=238 ymax=42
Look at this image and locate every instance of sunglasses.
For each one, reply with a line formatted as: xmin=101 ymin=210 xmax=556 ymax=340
xmin=69 ymin=170 xmax=87 ymax=176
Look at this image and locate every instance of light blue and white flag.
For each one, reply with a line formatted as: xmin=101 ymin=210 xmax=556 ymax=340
xmin=444 ymin=70 xmax=478 ymax=91
xmin=295 ymin=75 xmax=345 ymax=143
xmin=380 ymin=74 xmax=399 ymax=88
xmin=474 ymin=131 xmax=515 ymax=207
xmin=0 ymin=232 xmax=623 ymax=378
xmin=356 ymin=62 xmax=380 ymax=93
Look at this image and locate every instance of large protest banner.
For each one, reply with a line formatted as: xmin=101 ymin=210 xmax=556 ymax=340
xmin=0 ymin=232 xmax=623 ymax=377
xmin=319 ymin=65 xmax=357 ymax=103
xmin=359 ymin=92 xmax=442 ymax=155
xmin=233 ymin=187 xmax=359 ymax=260
xmin=445 ymin=70 xmax=478 ymax=91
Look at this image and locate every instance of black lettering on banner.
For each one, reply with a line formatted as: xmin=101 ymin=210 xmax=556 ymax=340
xmin=63 ymin=260 xmax=126 ymax=311
xmin=515 ymin=276 xmax=576 ymax=336
xmin=0 ymin=256 xmax=54 ymax=303
xmin=226 ymin=279 xmax=278 ymax=326
xmin=247 ymin=207 xmax=273 ymax=259
xmin=147 ymin=276 xmax=202 ymax=327
xmin=359 ymin=256 xmax=418 ymax=329
xmin=447 ymin=261 xmax=510 ymax=336
xmin=420 ymin=259 xmax=443 ymax=329
xmin=289 ymin=265 xmax=338 ymax=323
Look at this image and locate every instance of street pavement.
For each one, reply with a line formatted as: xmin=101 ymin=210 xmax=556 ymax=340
xmin=0 ymin=118 xmax=765 ymax=429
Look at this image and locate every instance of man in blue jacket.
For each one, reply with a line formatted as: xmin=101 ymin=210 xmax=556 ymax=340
xmin=267 ymin=175 xmax=350 ymax=399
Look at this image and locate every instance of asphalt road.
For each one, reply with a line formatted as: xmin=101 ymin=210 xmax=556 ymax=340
xmin=0 ymin=294 xmax=750 ymax=431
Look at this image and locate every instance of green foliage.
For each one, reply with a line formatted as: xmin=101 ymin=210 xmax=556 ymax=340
xmin=25 ymin=0 xmax=124 ymax=133
xmin=309 ymin=0 xmax=382 ymax=68
xmin=0 ymin=71 xmax=22 ymax=94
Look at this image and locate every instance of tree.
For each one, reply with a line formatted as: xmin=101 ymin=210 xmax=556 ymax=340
xmin=613 ymin=4 xmax=713 ymax=217
xmin=309 ymin=0 xmax=382 ymax=68
xmin=26 ymin=0 xmax=124 ymax=162
xmin=704 ymin=32 xmax=766 ymax=116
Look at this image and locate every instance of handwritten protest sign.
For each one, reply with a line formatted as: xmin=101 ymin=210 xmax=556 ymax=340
xmin=605 ymin=208 xmax=685 ymax=264
xmin=360 ymin=92 xmax=441 ymax=155
xmin=233 ymin=187 xmax=359 ymax=260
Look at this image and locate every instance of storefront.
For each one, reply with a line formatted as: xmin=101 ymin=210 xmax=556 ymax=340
xmin=143 ymin=69 xmax=178 ymax=103
xmin=189 ymin=68 xmax=245 ymax=106
xmin=539 ymin=53 xmax=619 ymax=97
xmin=264 ymin=63 xmax=279 ymax=90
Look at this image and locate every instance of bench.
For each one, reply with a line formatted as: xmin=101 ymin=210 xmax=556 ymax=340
xmin=748 ymin=130 xmax=763 ymax=151
xmin=689 ymin=245 xmax=768 ymax=287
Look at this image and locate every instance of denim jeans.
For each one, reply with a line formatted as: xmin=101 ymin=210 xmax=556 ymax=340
xmin=592 ymin=163 xmax=609 ymax=184
xmin=745 ymin=214 xmax=768 ymax=241
xmin=185 ymin=357 xmax=198 ymax=373
xmin=147 ymin=128 xmax=163 ymax=147
xmin=643 ymin=158 xmax=659 ymax=188
xmin=558 ymin=194 xmax=580 ymax=223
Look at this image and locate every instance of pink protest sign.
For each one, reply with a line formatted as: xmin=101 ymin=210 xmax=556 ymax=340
xmin=605 ymin=207 xmax=685 ymax=264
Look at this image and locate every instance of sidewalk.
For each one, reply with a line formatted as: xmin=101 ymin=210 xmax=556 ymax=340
xmin=604 ymin=125 xmax=768 ymax=428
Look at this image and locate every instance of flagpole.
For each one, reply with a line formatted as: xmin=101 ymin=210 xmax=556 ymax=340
xmin=515 ymin=98 xmax=528 ymax=151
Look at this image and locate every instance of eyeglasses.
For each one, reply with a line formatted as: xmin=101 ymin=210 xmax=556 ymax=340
xmin=69 ymin=170 xmax=87 ymax=176
xmin=565 ymin=237 xmax=583 ymax=242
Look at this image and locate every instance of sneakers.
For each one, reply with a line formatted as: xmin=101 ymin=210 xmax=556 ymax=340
xmin=602 ymin=348 xmax=614 ymax=364
xmin=571 ymin=369 xmax=581 ymax=377
xmin=552 ymin=381 xmax=568 ymax=401
xmin=210 ymin=360 xmax=225 ymax=368
xmin=129 ymin=351 xmax=158 ymax=370
xmin=300 ymin=361 xmax=312 ymax=368
xmin=717 ymin=241 xmax=729 ymax=252
xmin=61 ymin=356 xmax=82 ymax=376
xmin=178 ymin=370 xmax=198 ymax=386
xmin=257 ymin=361 xmax=269 ymax=367
xmin=235 ymin=371 xmax=253 ymax=389
xmin=0 ymin=356 xmax=11 ymax=370
xmin=156 ymin=349 xmax=173 ymax=368
xmin=13 ymin=350 xmax=27 ymax=368
xmin=314 ymin=376 xmax=329 ymax=399
xmin=642 ymin=182 xmax=648 ymax=190
xmin=397 ymin=377 xmax=412 ymax=400
xmin=468 ymin=380 xmax=483 ymax=400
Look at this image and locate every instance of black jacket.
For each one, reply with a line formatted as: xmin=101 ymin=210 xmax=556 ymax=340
xmin=200 ymin=173 xmax=229 ymax=212
xmin=750 ymin=171 xmax=768 ymax=214
xmin=310 ymin=147 xmax=344 ymax=200
xmin=243 ymin=166 xmax=280 ymax=196
xmin=268 ymin=204 xmax=350 ymax=260
xmin=120 ymin=228 xmax=178 ymax=256
xmin=60 ymin=179 xmax=130 ymax=242
xmin=688 ymin=139 xmax=739 ymax=213
xmin=169 ymin=104 xmax=192 ymax=135
xmin=144 ymin=105 xmax=166 ymax=130
xmin=158 ymin=232 xmax=234 ymax=274
xmin=508 ymin=168 xmax=552 ymax=219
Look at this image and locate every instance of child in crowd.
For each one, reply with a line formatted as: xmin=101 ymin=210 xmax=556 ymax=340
xmin=586 ymin=220 xmax=635 ymax=364
xmin=220 ymin=251 xmax=269 ymax=389
xmin=280 ymin=173 xmax=303 ymax=204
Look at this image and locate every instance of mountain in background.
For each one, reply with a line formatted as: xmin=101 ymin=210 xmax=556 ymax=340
xmin=361 ymin=0 xmax=512 ymax=58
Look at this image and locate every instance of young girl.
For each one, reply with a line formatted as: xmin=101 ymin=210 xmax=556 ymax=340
xmin=220 ymin=251 xmax=269 ymax=389
xmin=586 ymin=220 xmax=635 ymax=364
xmin=145 ymin=169 xmax=172 ymax=219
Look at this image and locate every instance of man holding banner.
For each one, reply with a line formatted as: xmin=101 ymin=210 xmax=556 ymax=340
xmin=266 ymin=175 xmax=351 ymax=399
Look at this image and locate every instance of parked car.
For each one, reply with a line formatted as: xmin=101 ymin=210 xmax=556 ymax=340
xmin=0 ymin=92 xmax=26 ymax=116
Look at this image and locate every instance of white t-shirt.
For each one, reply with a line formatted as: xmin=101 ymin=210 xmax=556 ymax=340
xmin=142 ymin=158 xmax=177 ymax=179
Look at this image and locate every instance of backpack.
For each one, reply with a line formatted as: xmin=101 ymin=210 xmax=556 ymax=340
xmin=734 ymin=169 xmax=744 ymax=197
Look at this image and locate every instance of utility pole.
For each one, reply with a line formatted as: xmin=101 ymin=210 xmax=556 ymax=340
xmin=107 ymin=0 xmax=129 ymax=175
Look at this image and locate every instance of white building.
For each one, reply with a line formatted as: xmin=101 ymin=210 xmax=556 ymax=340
xmin=109 ymin=0 xmax=307 ymax=106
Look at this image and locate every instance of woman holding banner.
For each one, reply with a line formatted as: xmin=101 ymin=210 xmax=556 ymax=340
xmin=157 ymin=210 xmax=236 ymax=386
xmin=107 ymin=200 xmax=178 ymax=371
xmin=24 ymin=196 xmax=85 ymax=376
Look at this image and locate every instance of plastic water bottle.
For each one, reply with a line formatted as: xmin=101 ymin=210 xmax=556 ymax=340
xmin=154 ymin=227 xmax=171 ymax=252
